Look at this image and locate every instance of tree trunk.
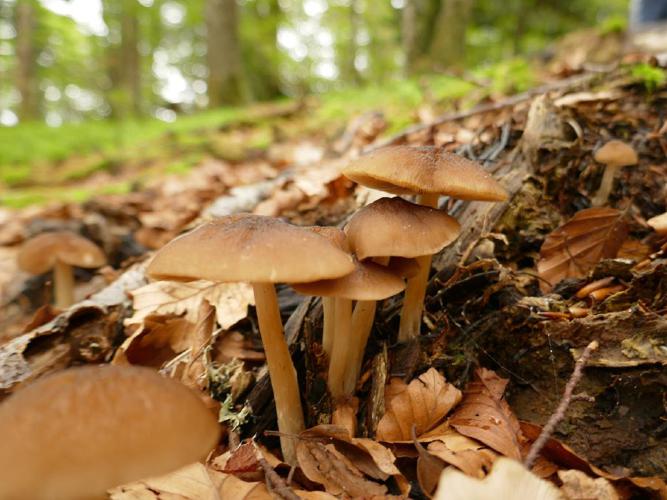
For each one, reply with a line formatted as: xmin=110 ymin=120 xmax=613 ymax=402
xmin=429 ymin=0 xmax=473 ymax=71
xmin=15 ymin=0 xmax=38 ymax=121
xmin=206 ymin=0 xmax=247 ymax=107
xmin=346 ymin=0 xmax=363 ymax=85
xmin=120 ymin=0 xmax=141 ymax=116
xmin=402 ymin=0 xmax=418 ymax=75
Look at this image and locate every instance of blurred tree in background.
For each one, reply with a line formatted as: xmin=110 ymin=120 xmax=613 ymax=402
xmin=0 ymin=0 xmax=629 ymax=126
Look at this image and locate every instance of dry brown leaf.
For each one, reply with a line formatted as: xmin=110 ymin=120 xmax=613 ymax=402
xmin=426 ymin=430 xmax=497 ymax=478
xmin=377 ymin=368 xmax=462 ymax=442
xmin=296 ymin=439 xmax=388 ymax=498
xmin=109 ymin=462 xmax=272 ymax=500
xmin=433 ymin=458 xmax=562 ymax=500
xmin=558 ymin=470 xmax=619 ymax=500
xmin=537 ymin=207 xmax=628 ymax=292
xmin=127 ymin=279 xmax=253 ymax=329
xmin=214 ymin=331 xmax=266 ymax=363
xmin=449 ymin=368 xmax=523 ymax=460
xmin=300 ymin=425 xmax=406 ymax=493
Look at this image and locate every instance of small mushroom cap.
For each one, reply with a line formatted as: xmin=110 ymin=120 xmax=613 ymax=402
xmin=345 ymin=197 xmax=461 ymax=260
xmin=648 ymin=212 xmax=667 ymax=235
xmin=343 ymin=146 xmax=508 ymax=201
xmin=147 ymin=214 xmax=355 ymax=284
xmin=0 ymin=365 xmax=220 ymax=500
xmin=594 ymin=140 xmax=638 ymax=167
xmin=17 ymin=231 xmax=106 ymax=274
xmin=292 ymin=259 xmax=405 ymax=300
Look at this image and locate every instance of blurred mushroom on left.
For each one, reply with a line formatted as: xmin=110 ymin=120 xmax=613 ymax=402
xmin=17 ymin=231 xmax=106 ymax=309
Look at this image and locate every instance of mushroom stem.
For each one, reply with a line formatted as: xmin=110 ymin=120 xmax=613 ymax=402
xmin=591 ymin=164 xmax=620 ymax=207
xmin=53 ymin=259 xmax=75 ymax=309
xmin=398 ymin=193 xmax=440 ymax=341
xmin=252 ymin=282 xmax=305 ymax=465
xmin=328 ymin=297 xmax=353 ymax=397
xmin=322 ymin=296 xmax=336 ymax=358
xmin=348 ymin=300 xmax=376 ymax=389
xmin=346 ymin=254 xmax=390 ymax=391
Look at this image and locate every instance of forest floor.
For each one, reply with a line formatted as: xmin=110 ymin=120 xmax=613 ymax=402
xmin=1 ymin=53 xmax=667 ymax=499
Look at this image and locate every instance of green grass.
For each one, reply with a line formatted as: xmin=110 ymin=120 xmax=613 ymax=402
xmin=0 ymin=61 xmax=539 ymax=207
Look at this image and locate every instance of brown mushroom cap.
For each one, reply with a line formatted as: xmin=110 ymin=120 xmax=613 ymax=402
xmin=594 ymin=140 xmax=638 ymax=167
xmin=308 ymin=225 xmax=350 ymax=252
xmin=17 ymin=231 xmax=106 ymax=275
xmin=648 ymin=212 xmax=667 ymax=235
xmin=292 ymin=259 xmax=405 ymax=300
xmin=345 ymin=196 xmax=461 ymax=260
xmin=147 ymin=214 xmax=355 ymax=284
xmin=342 ymin=146 xmax=508 ymax=201
xmin=0 ymin=365 xmax=220 ymax=500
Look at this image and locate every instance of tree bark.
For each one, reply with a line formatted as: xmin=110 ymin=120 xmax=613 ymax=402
xmin=402 ymin=0 xmax=418 ymax=75
xmin=15 ymin=0 xmax=38 ymax=121
xmin=120 ymin=0 xmax=141 ymax=116
xmin=429 ymin=0 xmax=473 ymax=71
xmin=206 ymin=0 xmax=247 ymax=107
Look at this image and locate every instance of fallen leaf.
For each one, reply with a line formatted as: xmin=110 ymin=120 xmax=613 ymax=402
xmin=426 ymin=431 xmax=497 ymax=478
xmin=214 ymin=331 xmax=266 ymax=363
xmin=433 ymin=457 xmax=562 ymax=500
xmin=296 ymin=439 xmax=388 ymax=497
xmin=127 ymin=279 xmax=253 ymax=329
xmin=558 ymin=469 xmax=619 ymax=500
xmin=377 ymin=368 xmax=462 ymax=442
xmin=449 ymin=368 xmax=523 ymax=460
xmin=300 ymin=425 xmax=406 ymax=493
xmin=109 ymin=462 xmax=272 ymax=500
xmin=537 ymin=207 xmax=628 ymax=292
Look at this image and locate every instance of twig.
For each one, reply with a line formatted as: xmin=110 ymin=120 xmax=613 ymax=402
xmin=252 ymin=441 xmax=301 ymax=500
xmin=523 ymin=340 xmax=599 ymax=469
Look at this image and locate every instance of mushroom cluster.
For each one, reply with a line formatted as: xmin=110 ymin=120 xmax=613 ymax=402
xmin=144 ymin=145 xmax=507 ymax=458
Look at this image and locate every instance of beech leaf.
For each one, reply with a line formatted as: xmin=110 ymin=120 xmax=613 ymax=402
xmin=537 ymin=207 xmax=628 ymax=292
xmin=377 ymin=368 xmax=462 ymax=442
xmin=449 ymin=368 xmax=523 ymax=460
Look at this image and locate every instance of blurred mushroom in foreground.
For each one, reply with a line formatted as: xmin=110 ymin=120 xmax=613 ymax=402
xmin=0 ymin=365 xmax=220 ymax=500
xmin=17 ymin=230 xmax=106 ymax=309
xmin=433 ymin=458 xmax=561 ymax=500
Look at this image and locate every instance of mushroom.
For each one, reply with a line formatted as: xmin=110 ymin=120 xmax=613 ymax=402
xmin=147 ymin=214 xmax=354 ymax=464
xmin=293 ymin=258 xmax=406 ymax=399
xmin=0 ymin=365 xmax=220 ymax=500
xmin=648 ymin=212 xmax=667 ymax=235
xmin=591 ymin=140 xmax=638 ymax=207
xmin=344 ymin=196 xmax=460 ymax=374
xmin=17 ymin=231 xmax=106 ymax=309
xmin=308 ymin=225 xmax=351 ymax=359
xmin=343 ymin=146 xmax=507 ymax=341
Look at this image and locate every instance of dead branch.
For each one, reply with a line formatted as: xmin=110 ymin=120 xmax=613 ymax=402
xmin=523 ymin=340 xmax=599 ymax=469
